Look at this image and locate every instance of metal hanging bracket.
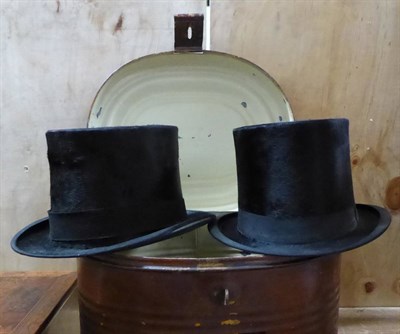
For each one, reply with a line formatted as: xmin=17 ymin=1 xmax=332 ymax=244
xmin=174 ymin=14 xmax=204 ymax=52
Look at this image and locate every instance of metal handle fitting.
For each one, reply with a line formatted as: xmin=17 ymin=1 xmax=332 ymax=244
xmin=174 ymin=14 xmax=204 ymax=52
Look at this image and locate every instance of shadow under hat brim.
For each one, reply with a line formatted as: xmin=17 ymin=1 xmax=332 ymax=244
xmin=11 ymin=211 xmax=215 ymax=258
xmin=208 ymin=204 xmax=391 ymax=257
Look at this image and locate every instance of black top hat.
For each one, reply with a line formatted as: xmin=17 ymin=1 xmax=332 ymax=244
xmin=11 ymin=125 xmax=215 ymax=258
xmin=209 ymin=119 xmax=391 ymax=256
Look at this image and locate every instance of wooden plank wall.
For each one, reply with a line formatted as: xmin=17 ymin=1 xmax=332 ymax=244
xmin=1 ymin=0 xmax=399 ymax=306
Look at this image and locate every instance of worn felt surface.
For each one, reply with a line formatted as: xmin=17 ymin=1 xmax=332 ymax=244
xmin=209 ymin=119 xmax=391 ymax=256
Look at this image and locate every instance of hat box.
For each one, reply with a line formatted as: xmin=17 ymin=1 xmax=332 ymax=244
xmin=78 ymin=14 xmax=338 ymax=334
xmin=78 ymin=244 xmax=340 ymax=334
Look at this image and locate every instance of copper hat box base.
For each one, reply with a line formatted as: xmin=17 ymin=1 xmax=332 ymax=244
xmin=77 ymin=227 xmax=340 ymax=334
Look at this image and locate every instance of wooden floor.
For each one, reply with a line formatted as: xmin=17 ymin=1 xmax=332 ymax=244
xmin=0 ymin=272 xmax=76 ymax=334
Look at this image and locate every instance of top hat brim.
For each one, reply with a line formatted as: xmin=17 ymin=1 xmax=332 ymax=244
xmin=208 ymin=204 xmax=391 ymax=257
xmin=11 ymin=211 xmax=215 ymax=258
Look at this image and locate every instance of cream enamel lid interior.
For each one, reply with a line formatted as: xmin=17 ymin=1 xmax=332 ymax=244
xmin=89 ymin=51 xmax=293 ymax=212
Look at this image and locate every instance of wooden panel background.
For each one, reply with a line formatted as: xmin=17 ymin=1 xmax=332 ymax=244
xmin=1 ymin=0 xmax=399 ymax=306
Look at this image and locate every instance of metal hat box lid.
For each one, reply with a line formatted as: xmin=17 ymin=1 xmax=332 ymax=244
xmin=88 ymin=17 xmax=293 ymax=212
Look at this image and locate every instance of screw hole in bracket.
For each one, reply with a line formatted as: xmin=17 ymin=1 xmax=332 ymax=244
xmin=174 ymin=14 xmax=203 ymax=52
xmin=187 ymin=26 xmax=193 ymax=40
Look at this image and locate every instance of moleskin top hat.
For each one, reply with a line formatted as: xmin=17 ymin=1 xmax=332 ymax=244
xmin=11 ymin=125 xmax=215 ymax=258
xmin=209 ymin=119 xmax=391 ymax=256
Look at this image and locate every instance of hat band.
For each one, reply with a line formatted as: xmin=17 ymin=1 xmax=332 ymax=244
xmin=237 ymin=207 xmax=358 ymax=244
xmin=48 ymin=197 xmax=187 ymax=242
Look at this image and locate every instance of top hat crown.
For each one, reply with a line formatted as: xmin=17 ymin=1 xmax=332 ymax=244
xmin=12 ymin=125 xmax=214 ymax=258
xmin=209 ymin=119 xmax=391 ymax=256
